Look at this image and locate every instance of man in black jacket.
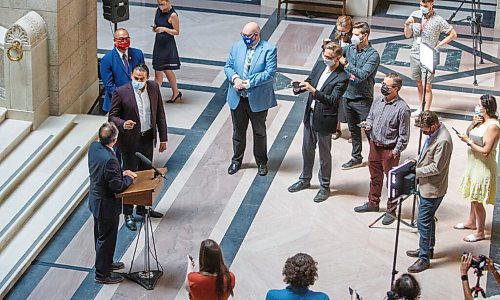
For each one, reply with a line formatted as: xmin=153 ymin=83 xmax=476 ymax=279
xmin=288 ymin=43 xmax=349 ymax=203
xmin=88 ymin=122 xmax=136 ymax=284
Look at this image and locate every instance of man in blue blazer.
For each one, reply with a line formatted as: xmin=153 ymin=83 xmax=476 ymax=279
xmin=88 ymin=122 xmax=136 ymax=284
xmin=100 ymin=28 xmax=145 ymax=112
xmin=224 ymin=22 xmax=277 ymax=176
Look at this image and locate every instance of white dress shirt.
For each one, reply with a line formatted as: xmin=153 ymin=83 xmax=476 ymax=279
xmin=134 ymin=86 xmax=152 ymax=132
xmin=311 ymin=66 xmax=333 ymax=110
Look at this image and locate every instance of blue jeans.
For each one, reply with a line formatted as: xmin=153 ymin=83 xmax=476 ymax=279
xmin=417 ymin=195 xmax=444 ymax=260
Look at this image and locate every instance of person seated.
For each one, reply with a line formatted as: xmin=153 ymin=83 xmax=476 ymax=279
xmin=185 ymin=239 xmax=235 ymax=300
xmin=266 ymin=253 xmax=329 ymax=300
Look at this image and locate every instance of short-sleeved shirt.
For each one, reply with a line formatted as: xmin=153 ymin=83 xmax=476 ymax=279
xmin=409 ymin=10 xmax=453 ymax=59
xmin=188 ymin=272 xmax=235 ymax=300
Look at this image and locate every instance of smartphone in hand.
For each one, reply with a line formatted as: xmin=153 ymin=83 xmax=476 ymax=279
xmin=451 ymin=127 xmax=461 ymax=135
xmin=292 ymin=81 xmax=301 ymax=95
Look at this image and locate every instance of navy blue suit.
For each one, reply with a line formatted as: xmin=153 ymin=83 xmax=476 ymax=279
xmin=88 ymin=141 xmax=133 ymax=278
xmin=100 ymin=47 xmax=145 ymax=112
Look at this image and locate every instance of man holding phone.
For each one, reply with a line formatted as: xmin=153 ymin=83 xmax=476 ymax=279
xmin=404 ymin=0 xmax=457 ymax=115
xmin=353 ymin=74 xmax=410 ymax=223
xmin=287 ymin=42 xmax=348 ymax=203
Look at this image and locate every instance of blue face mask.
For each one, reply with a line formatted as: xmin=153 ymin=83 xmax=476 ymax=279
xmin=132 ymin=80 xmax=145 ymax=90
xmin=474 ymin=105 xmax=482 ymax=116
xmin=420 ymin=5 xmax=430 ymax=14
xmin=242 ymin=33 xmax=256 ymax=46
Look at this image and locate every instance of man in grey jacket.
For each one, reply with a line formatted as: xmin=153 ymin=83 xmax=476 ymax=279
xmin=406 ymin=111 xmax=453 ymax=273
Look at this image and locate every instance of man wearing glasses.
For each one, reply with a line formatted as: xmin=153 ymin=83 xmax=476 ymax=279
xmin=100 ymin=28 xmax=145 ymax=112
xmin=353 ymin=74 xmax=411 ymax=225
xmin=224 ymin=22 xmax=277 ymax=176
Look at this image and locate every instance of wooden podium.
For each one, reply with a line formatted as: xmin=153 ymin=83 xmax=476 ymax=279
xmin=116 ymin=168 xmax=167 ymax=290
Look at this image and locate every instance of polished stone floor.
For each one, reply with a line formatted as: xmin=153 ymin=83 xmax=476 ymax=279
xmin=7 ymin=0 xmax=500 ymax=299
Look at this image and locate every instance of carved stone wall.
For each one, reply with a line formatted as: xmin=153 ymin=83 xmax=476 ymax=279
xmin=0 ymin=0 xmax=98 ymax=116
xmin=3 ymin=11 xmax=49 ymax=128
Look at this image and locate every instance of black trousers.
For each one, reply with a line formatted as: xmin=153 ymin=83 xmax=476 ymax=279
xmin=345 ymin=98 xmax=371 ymax=161
xmin=230 ymin=97 xmax=268 ymax=165
xmin=121 ymin=129 xmax=154 ymax=215
xmin=94 ymin=214 xmax=119 ymax=279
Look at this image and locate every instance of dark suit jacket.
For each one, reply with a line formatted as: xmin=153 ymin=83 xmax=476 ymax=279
xmin=88 ymin=141 xmax=133 ymax=219
xmin=109 ymin=81 xmax=168 ymax=153
xmin=302 ymin=62 xmax=349 ymax=134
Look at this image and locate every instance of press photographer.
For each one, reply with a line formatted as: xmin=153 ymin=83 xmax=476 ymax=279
xmin=461 ymin=253 xmax=500 ymax=300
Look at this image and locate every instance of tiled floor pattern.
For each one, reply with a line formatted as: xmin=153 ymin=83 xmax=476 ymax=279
xmin=7 ymin=0 xmax=500 ymax=299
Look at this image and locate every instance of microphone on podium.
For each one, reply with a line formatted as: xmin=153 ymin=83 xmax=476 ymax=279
xmin=134 ymin=152 xmax=167 ymax=180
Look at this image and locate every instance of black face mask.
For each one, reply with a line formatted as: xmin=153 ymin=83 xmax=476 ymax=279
xmin=381 ymin=85 xmax=390 ymax=96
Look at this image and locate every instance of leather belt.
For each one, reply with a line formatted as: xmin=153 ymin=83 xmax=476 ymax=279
xmin=373 ymin=141 xmax=396 ymax=149
xmin=141 ymin=129 xmax=152 ymax=136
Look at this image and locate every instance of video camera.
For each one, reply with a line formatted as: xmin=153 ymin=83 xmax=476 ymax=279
xmin=463 ymin=253 xmax=488 ymax=271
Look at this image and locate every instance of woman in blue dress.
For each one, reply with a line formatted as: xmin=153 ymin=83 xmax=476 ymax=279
xmin=152 ymin=0 xmax=181 ymax=103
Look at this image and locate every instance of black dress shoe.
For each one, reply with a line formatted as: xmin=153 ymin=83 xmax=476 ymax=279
xmin=382 ymin=211 xmax=396 ymax=225
xmin=257 ymin=164 xmax=268 ymax=176
xmin=95 ymin=273 xmax=124 ymax=284
xmin=408 ymin=258 xmax=430 ymax=273
xmin=288 ymin=181 xmax=311 ymax=193
xmin=124 ymin=215 xmax=137 ymax=231
xmin=406 ymin=248 xmax=434 ymax=259
xmin=313 ymin=189 xmax=330 ymax=203
xmin=110 ymin=261 xmax=125 ymax=271
xmin=228 ymin=162 xmax=241 ymax=175
xmin=148 ymin=209 xmax=163 ymax=218
xmin=136 ymin=209 xmax=163 ymax=218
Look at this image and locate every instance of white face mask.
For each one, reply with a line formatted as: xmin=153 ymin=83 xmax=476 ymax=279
xmin=340 ymin=40 xmax=350 ymax=48
xmin=322 ymin=54 xmax=335 ymax=67
xmin=132 ymin=80 xmax=146 ymax=90
xmin=420 ymin=5 xmax=430 ymax=14
xmin=351 ymin=34 xmax=363 ymax=46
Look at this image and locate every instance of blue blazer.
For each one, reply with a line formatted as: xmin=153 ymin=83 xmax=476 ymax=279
xmin=88 ymin=141 xmax=133 ymax=219
xmin=266 ymin=286 xmax=329 ymax=300
xmin=224 ymin=39 xmax=277 ymax=112
xmin=100 ymin=47 xmax=145 ymax=112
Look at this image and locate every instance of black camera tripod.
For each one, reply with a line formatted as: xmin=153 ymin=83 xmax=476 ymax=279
xmin=448 ymin=0 xmax=484 ymax=86
xmin=471 ymin=267 xmax=487 ymax=298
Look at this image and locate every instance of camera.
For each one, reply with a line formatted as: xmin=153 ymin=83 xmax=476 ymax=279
xmin=464 ymin=253 xmax=488 ymax=271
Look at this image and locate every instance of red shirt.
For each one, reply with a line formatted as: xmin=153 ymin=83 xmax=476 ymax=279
xmin=188 ymin=272 xmax=235 ymax=300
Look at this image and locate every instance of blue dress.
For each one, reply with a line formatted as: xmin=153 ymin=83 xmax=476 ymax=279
xmin=266 ymin=286 xmax=330 ymax=300
xmin=152 ymin=7 xmax=180 ymax=71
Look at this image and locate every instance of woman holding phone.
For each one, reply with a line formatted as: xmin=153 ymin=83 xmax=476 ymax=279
xmin=185 ymin=239 xmax=235 ymax=300
xmin=152 ymin=0 xmax=181 ymax=103
xmin=456 ymin=94 xmax=499 ymax=242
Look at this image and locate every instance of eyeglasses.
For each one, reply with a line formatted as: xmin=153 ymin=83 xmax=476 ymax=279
xmin=114 ymin=37 xmax=130 ymax=41
xmin=382 ymin=83 xmax=395 ymax=89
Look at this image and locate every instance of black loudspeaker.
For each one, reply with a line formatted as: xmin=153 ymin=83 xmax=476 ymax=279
xmin=103 ymin=0 xmax=129 ymax=23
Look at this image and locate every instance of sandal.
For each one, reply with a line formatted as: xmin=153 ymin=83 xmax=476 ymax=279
xmin=463 ymin=233 xmax=485 ymax=242
xmin=453 ymin=223 xmax=477 ymax=230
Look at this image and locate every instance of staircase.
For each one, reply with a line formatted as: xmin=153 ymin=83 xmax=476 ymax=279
xmin=0 ymin=113 xmax=106 ymax=297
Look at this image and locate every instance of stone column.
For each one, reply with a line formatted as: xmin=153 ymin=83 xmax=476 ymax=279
xmin=496 ymin=0 xmax=500 ymax=29
xmin=0 ymin=0 xmax=98 ymax=117
xmin=3 ymin=11 xmax=49 ymax=129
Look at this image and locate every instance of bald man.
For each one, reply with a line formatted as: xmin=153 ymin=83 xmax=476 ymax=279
xmin=224 ymin=22 xmax=278 ymax=176
xmin=100 ymin=28 xmax=145 ymax=112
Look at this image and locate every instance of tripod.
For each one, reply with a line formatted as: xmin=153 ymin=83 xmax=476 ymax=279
xmin=389 ymin=193 xmax=416 ymax=287
xmin=448 ymin=0 xmax=484 ymax=86
xmin=471 ymin=268 xmax=486 ymax=298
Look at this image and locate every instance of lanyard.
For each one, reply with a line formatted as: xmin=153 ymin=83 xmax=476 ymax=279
xmin=420 ymin=17 xmax=431 ymax=33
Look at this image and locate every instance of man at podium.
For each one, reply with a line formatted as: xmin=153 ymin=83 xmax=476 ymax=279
xmin=88 ymin=122 xmax=137 ymax=284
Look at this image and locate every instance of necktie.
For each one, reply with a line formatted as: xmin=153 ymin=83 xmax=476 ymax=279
xmin=122 ymin=53 xmax=129 ymax=70
xmin=242 ymin=48 xmax=253 ymax=80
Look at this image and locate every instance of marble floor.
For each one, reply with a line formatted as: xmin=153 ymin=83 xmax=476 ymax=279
xmin=7 ymin=0 xmax=500 ymax=299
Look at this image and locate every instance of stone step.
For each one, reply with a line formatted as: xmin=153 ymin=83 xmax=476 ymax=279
xmin=0 ymin=119 xmax=32 ymax=162
xmin=0 ymin=107 xmax=7 ymax=124
xmin=0 ymin=156 xmax=90 ymax=298
xmin=0 ymin=114 xmax=76 ymax=203
xmin=0 ymin=114 xmax=105 ymax=254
